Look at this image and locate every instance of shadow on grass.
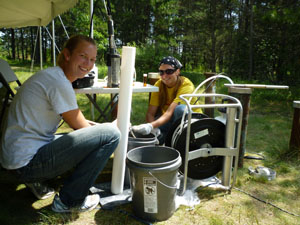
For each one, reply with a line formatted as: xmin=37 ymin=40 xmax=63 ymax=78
xmin=94 ymin=204 xmax=146 ymax=225
xmin=0 ymin=168 xmax=82 ymax=225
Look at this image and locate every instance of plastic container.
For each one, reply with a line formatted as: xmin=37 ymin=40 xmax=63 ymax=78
xmin=124 ymin=132 xmax=157 ymax=186
xmin=148 ymin=72 xmax=160 ymax=85
xmin=126 ymin=146 xmax=181 ymax=222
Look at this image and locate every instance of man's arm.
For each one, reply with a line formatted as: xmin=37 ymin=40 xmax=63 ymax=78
xmin=62 ymin=109 xmax=91 ymax=130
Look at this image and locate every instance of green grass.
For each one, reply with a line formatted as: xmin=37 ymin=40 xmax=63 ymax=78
xmin=1 ymin=62 xmax=300 ymax=225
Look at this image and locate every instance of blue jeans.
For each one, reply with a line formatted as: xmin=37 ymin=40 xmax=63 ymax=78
xmin=15 ymin=124 xmax=120 ymax=207
xmin=158 ymin=104 xmax=186 ymax=144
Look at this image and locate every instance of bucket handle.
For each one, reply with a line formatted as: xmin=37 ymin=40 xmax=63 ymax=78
xmin=148 ymin=171 xmax=178 ymax=189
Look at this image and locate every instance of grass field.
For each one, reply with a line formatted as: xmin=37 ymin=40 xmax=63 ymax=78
xmin=0 ymin=62 xmax=299 ymax=225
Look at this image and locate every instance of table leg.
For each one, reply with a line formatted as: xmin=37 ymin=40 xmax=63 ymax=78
xmin=85 ymin=94 xmax=110 ymax=122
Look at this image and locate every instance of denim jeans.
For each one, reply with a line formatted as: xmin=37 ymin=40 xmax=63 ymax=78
xmin=158 ymin=104 xmax=186 ymax=144
xmin=16 ymin=123 xmax=120 ymax=207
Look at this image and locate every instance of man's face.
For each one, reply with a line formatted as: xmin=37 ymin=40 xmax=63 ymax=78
xmin=64 ymin=41 xmax=97 ymax=80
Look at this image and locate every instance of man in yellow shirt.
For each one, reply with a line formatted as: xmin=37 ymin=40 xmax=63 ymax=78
xmin=132 ymin=56 xmax=196 ymax=144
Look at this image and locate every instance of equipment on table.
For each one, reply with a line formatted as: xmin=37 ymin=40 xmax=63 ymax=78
xmin=72 ymin=73 xmax=95 ymax=88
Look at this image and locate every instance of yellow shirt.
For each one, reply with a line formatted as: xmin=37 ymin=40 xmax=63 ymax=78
xmin=150 ymin=76 xmax=201 ymax=113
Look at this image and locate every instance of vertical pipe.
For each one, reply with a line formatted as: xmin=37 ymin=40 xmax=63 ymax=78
xmin=52 ymin=20 xmax=56 ymax=66
xmin=289 ymin=101 xmax=300 ymax=159
xmin=111 ymin=46 xmax=136 ymax=194
xmin=222 ymin=107 xmax=236 ymax=187
xmin=90 ymin=0 xmax=94 ymax=120
xmin=181 ymin=105 xmax=193 ymax=195
xmin=90 ymin=0 xmax=94 ymax=38
xmin=228 ymin=87 xmax=252 ymax=168
xmin=39 ymin=26 xmax=42 ymax=70
xmin=204 ymin=72 xmax=216 ymax=118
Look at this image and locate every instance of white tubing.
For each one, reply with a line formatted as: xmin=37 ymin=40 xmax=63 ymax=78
xmin=111 ymin=46 xmax=136 ymax=194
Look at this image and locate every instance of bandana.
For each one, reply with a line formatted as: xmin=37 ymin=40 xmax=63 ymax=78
xmin=159 ymin=56 xmax=183 ymax=69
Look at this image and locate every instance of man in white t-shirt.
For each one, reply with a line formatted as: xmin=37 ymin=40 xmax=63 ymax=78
xmin=0 ymin=35 xmax=120 ymax=213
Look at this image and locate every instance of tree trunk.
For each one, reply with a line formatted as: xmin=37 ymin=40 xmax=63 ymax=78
xmin=30 ymin=27 xmax=35 ymax=61
xmin=20 ymin=28 xmax=25 ymax=61
xmin=11 ymin=28 xmax=16 ymax=60
xmin=249 ymin=0 xmax=254 ymax=79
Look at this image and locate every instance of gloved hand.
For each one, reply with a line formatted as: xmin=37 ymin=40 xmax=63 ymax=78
xmin=151 ymin=127 xmax=161 ymax=137
xmin=132 ymin=123 xmax=153 ymax=135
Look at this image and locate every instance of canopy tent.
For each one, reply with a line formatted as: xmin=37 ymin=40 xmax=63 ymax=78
xmin=0 ymin=0 xmax=79 ymax=28
xmin=0 ymin=0 xmax=95 ymax=69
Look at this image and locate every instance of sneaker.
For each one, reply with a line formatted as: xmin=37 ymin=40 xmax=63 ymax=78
xmin=25 ymin=182 xmax=55 ymax=200
xmin=51 ymin=194 xmax=100 ymax=213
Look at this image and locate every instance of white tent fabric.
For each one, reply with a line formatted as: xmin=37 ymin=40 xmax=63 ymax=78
xmin=0 ymin=0 xmax=79 ymax=28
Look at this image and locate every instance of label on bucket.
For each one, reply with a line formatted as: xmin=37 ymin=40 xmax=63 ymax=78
xmin=143 ymin=177 xmax=158 ymax=213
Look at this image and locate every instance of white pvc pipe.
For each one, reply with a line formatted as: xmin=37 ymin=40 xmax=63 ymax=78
xmin=111 ymin=46 xmax=136 ymax=194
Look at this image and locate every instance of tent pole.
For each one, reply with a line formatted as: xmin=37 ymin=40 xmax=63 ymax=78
xmin=90 ymin=0 xmax=95 ymax=120
xmin=58 ymin=15 xmax=69 ymax=39
xmin=30 ymin=27 xmax=39 ymax=72
xmin=52 ymin=20 xmax=56 ymax=66
xmin=90 ymin=0 xmax=94 ymax=38
xmin=45 ymin=27 xmax=60 ymax=53
xmin=39 ymin=26 xmax=42 ymax=70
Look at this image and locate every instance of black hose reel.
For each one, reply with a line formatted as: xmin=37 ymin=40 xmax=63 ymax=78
xmin=165 ymin=113 xmax=226 ymax=180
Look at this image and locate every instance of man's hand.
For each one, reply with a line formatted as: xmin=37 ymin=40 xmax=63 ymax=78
xmin=132 ymin=123 xmax=153 ymax=135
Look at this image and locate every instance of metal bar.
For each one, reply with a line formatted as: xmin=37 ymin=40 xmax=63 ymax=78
xmin=39 ymin=26 xmax=42 ymax=70
xmin=222 ymin=107 xmax=236 ymax=187
xmin=44 ymin=26 xmax=60 ymax=53
xmin=52 ymin=20 xmax=56 ymax=66
xmin=180 ymin=102 xmax=193 ymax=196
xmin=231 ymin=105 xmax=243 ymax=189
xmin=95 ymin=94 xmax=118 ymax=122
xmin=193 ymin=74 xmax=234 ymax=96
xmin=188 ymin=147 xmax=238 ymax=160
xmin=85 ymin=94 xmax=109 ymax=122
xmin=30 ymin=27 xmax=39 ymax=72
xmin=58 ymin=15 xmax=69 ymax=39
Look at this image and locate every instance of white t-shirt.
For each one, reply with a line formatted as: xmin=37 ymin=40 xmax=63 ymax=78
xmin=0 ymin=66 xmax=78 ymax=169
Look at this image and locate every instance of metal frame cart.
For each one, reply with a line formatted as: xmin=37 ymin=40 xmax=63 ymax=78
xmin=170 ymin=75 xmax=243 ymax=195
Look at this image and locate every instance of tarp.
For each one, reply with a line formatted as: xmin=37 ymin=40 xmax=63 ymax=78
xmin=0 ymin=0 xmax=79 ymax=28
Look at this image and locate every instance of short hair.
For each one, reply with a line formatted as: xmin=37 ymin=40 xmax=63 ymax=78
xmin=57 ymin=35 xmax=96 ymax=66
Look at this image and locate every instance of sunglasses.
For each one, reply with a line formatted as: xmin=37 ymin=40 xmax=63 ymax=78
xmin=159 ymin=69 xmax=177 ymax=76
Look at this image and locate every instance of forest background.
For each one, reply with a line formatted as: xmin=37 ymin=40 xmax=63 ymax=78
xmin=1 ymin=1 xmax=300 ymax=224
xmin=1 ymin=0 xmax=300 ymax=93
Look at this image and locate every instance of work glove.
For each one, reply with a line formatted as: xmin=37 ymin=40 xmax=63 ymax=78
xmin=132 ymin=123 xmax=153 ymax=135
xmin=151 ymin=127 xmax=161 ymax=137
